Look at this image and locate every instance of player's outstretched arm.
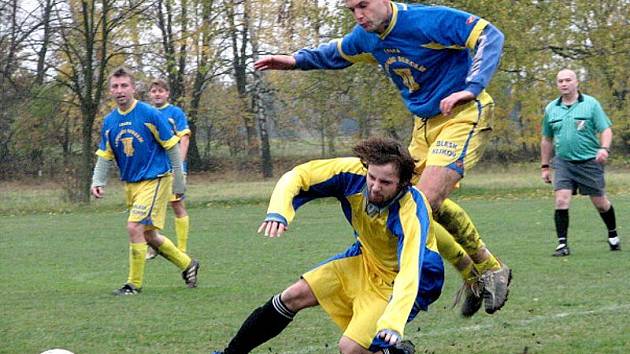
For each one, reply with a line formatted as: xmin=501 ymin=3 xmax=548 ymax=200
xmin=254 ymin=55 xmax=296 ymax=71
xmin=257 ymin=220 xmax=288 ymax=238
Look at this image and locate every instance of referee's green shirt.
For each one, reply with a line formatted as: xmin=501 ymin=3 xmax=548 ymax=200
xmin=542 ymin=93 xmax=612 ymax=161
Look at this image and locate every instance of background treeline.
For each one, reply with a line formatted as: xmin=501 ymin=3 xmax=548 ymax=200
xmin=1 ymin=0 xmax=629 ymax=202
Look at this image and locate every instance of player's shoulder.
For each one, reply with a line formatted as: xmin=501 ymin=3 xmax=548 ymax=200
xmin=580 ymin=93 xmax=600 ymax=105
xmin=544 ymin=98 xmax=560 ymax=112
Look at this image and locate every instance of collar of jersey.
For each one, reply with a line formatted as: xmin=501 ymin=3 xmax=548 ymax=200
xmin=555 ymin=92 xmax=584 ymax=106
xmin=117 ymin=99 xmax=138 ymax=115
xmin=157 ymin=103 xmax=170 ymax=110
xmin=379 ymin=2 xmax=401 ymax=40
xmin=362 ymin=184 xmax=408 ymax=217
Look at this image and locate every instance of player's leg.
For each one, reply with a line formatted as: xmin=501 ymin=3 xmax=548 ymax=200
xmin=171 ymin=198 xmax=190 ymax=252
xmin=591 ymin=195 xmax=620 ymax=250
xmin=552 ymin=189 xmax=572 ymax=256
xmin=114 ymin=180 xmax=156 ymax=295
xmin=410 ymin=94 xmax=510 ymax=314
xmin=113 ymin=221 xmax=147 ymax=295
xmin=218 ymin=279 xmax=317 ymax=354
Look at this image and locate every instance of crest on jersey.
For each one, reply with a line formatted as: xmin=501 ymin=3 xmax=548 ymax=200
xmin=122 ymin=137 xmax=135 ymax=156
xmin=575 ymin=120 xmax=586 ymax=131
xmin=466 ymin=15 xmax=476 ymax=25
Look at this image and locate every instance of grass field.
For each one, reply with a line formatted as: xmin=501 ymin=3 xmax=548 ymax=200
xmin=2 ymin=167 xmax=630 ymax=353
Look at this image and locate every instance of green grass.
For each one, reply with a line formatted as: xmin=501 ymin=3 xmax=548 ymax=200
xmin=1 ymin=191 xmax=630 ymax=353
xmin=2 ymin=163 xmax=629 ymax=215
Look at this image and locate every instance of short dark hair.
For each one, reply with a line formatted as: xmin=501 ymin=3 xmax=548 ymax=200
xmin=353 ymin=137 xmax=417 ymax=188
xmin=108 ymin=66 xmax=135 ymax=85
xmin=149 ymin=79 xmax=170 ymax=91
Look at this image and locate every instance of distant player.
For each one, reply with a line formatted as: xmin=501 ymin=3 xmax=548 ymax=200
xmin=146 ymin=79 xmax=192 ymax=259
xmin=255 ymin=0 xmax=510 ymax=315
xmin=91 ymin=67 xmax=199 ymax=295
xmin=212 ymin=137 xmax=444 ymax=354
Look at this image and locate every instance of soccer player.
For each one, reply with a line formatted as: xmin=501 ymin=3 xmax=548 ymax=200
xmin=90 ymin=67 xmax=200 ymax=295
xmin=254 ymin=0 xmax=510 ymax=315
xmin=212 ymin=137 xmax=444 ymax=354
xmin=145 ymin=79 xmax=192 ymax=260
xmin=541 ymin=69 xmax=621 ymax=256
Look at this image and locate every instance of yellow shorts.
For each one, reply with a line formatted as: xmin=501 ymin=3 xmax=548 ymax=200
xmin=408 ymin=91 xmax=494 ymax=180
xmin=124 ymin=175 xmax=172 ymax=230
xmin=303 ymin=254 xmax=391 ymax=349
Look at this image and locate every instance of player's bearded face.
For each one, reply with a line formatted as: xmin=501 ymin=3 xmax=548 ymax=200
xmin=345 ymin=0 xmax=391 ymax=33
xmin=109 ymin=76 xmax=136 ymax=109
xmin=366 ymin=163 xmax=401 ymax=205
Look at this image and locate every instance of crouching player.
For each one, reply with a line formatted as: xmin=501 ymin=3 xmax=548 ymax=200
xmin=212 ymin=137 xmax=444 ymax=354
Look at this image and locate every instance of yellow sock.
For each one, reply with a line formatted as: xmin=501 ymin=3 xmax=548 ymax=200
xmin=433 ymin=221 xmax=475 ymax=281
xmin=128 ymin=243 xmax=148 ymax=288
xmin=175 ymin=215 xmax=190 ymax=253
xmin=474 ymin=250 xmax=501 ymax=273
xmin=158 ymin=235 xmax=192 ymax=270
xmin=434 ymin=199 xmax=485 ymax=254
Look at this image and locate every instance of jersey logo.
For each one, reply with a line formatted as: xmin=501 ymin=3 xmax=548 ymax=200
xmin=575 ymin=119 xmax=586 ymax=131
xmin=122 ymin=137 xmax=135 ymax=156
xmin=466 ymin=15 xmax=477 ymax=25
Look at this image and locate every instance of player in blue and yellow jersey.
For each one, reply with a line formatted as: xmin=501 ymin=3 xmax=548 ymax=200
xmin=212 ymin=137 xmax=443 ymax=354
xmin=90 ymin=67 xmax=200 ymax=295
xmin=255 ymin=0 xmax=510 ymax=316
xmin=145 ymin=79 xmax=192 ymax=259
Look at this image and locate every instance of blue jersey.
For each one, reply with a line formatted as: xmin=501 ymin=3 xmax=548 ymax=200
xmin=265 ymin=157 xmax=443 ymax=335
xmin=294 ymin=2 xmax=504 ymax=118
xmin=96 ymin=100 xmax=180 ymax=182
xmin=157 ymin=103 xmax=191 ymax=138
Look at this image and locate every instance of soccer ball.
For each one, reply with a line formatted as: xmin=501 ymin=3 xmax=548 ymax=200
xmin=40 ymin=349 xmax=74 ymax=354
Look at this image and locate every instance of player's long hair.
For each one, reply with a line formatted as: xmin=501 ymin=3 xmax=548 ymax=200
xmin=353 ymin=137 xmax=417 ymax=188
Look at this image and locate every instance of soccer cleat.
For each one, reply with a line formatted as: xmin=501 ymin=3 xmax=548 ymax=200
xmin=553 ymin=244 xmax=570 ymax=257
xmin=455 ymin=278 xmax=483 ymax=317
xmin=384 ymin=340 xmax=415 ymax=354
xmin=182 ymin=259 xmax=200 ymax=288
xmin=608 ymin=237 xmax=621 ymax=251
xmin=145 ymin=246 xmax=158 ymax=260
xmin=113 ymin=283 xmax=141 ymax=296
xmin=480 ymin=261 xmax=512 ymax=314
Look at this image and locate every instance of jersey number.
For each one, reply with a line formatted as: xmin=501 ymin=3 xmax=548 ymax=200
xmin=393 ymin=68 xmax=420 ymax=93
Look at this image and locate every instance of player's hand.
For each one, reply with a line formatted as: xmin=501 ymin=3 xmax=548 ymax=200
xmin=440 ymin=90 xmax=475 ymax=116
xmin=91 ymin=186 xmax=105 ymax=198
xmin=541 ymin=169 xmax=552 ymax=184
xmin=595 ymin=149 xmax=609 ymax=164
xmin=376 ymin=329 xmax=401 ymax=346
xmin=254 ymin=55 xmax=296 ymax=71
xmin=257 ymin=220 xmax=287 ymax=238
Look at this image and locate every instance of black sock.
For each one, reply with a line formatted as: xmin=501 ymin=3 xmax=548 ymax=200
xmin=224 ymin=294 xmax=296 ymax=354
xmin=599 ymin=205 xmax=617 ymax=238
xmin=554 ymin=209 xmax=569 ymax=245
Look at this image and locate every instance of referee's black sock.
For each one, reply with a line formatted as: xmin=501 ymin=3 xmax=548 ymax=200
xmin=599 ymin=205 xmax=617 ymax=238
xmin=554 ymin=209 xmax=569 ymax=246
xmin=223 ymin=294 xmax=296 ymax=354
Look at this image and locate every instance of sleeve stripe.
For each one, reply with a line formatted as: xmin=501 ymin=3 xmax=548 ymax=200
xmin=337 ymin=39 xmax=378 ymax=64
xmin=465 ymin=18 xmax=489 ymax=50
xmin=95 ymin=149 xmax=114 ymax=160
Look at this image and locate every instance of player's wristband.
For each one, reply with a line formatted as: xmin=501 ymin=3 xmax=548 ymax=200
xmin=541 ymin=164 xmax=550 ymax=169
xmin=600 ymin=147 xmax=610 ymax=153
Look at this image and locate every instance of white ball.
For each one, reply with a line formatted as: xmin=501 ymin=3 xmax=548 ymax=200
xmin=40 ymin=349 xmax=74 ymax=354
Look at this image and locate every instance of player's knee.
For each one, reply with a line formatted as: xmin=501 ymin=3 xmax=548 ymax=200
xmin=280 ymin=280 xmax=317 ymax=312
xmin=338 ymin=336 xmax=365 ymax=354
